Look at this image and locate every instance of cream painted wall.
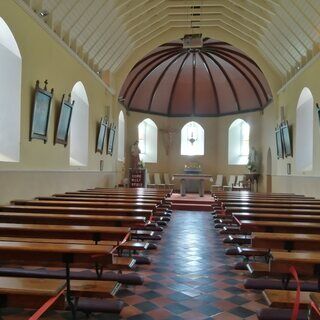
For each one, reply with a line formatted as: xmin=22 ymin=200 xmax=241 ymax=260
xmin=265 ymin=55 xmax=320 ymax=198
xmin=0 ymin=1 xmax=116 ymax=203
xmin=125 ymin=107 xmax=262 ymax=191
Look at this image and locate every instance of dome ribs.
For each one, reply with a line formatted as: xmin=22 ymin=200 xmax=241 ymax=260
xmin=126 ymin=50 xmax=181 ymax=110
xmin=148 ymin=51 xmax=186 ymax=112
xmin=205 ymin=48 xmax=263 ymax=108
xmin=212 ymin=47 xmax=269 ymax=103
xmin=202 ymin=51 xmax=241 ymax=112
xmin=122 ymin=48 xmax=181 ymax=101
xmin=119 ymin=38 xmax=273 ymax=116
xmin=167 ymin=52 xmax=190 ymax=116
xmin=198 ymin=52 xmax=220 ymax=115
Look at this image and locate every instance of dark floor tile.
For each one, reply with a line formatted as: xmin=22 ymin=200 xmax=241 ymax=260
xmin=229 ymin=306 xmax=256 ymax=317
xmin=164 ymin=303 xmax=191 ymax=314
xmin=134 ymin=301 xmax=158 ymax=312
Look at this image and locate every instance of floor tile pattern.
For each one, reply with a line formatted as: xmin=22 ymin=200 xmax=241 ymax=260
xmin=2 ymin=211 xmax=265 ymax=319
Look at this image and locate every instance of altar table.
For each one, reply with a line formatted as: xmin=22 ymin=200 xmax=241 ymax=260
xmin=172 ymin=174 xmax=213 ymax=197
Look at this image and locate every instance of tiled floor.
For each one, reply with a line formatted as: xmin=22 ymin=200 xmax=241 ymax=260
xmin=3 ymin=211 xmax=265 ymax=319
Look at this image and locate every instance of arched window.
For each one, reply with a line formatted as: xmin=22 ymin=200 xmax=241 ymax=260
xmin=0 ymin=17 xmax=21 ymax=162
xmin=181 ymin=121 xmax=204 ymax=156
xmin=228 ymin=119 xmax=250 ymax=165
xmin=70 ymin=81 xmax=89 ymax=166
xmin=138 ymin=118 xmax=157 ymax=163
xmin=296 ymin=87 xmax=313 ymax=172
xmin=117 ymin=111 xmax=125 ymax=161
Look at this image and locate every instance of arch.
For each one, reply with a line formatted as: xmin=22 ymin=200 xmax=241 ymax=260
xmin=266 ymin=147 xmax=272 ymax=193
xmin=296 ymin=87 xmax=313 ymax=172
xmin=180 ymin=121 xmax=204 ymax=156
xmin=117 ymin=110 xmax=125 ymax=161
xmin=70 ymin=81 xmax=89 ymax=166
xmin=228 ymin=118 xmax=250 ymax=165
xmin=138 ymin=118 xmax=157 ymax=163
xmin=0 ymin=17 xmax=21 ymax=162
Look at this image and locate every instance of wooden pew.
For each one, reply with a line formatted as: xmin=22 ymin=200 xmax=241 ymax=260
xmin=269 ymin=251 xmax=320 ymax=285
xmin=225 ymin=202 xmax=320 ymax=210
xmin=219 ymin=198 xmax=320 ymax=204
xmin=0 ymin=276 xmax=66 ymax=309
xmin=0 ymin=223 xmax=130 ymax=242
xmin=238 ymin=219 xmax=320 ymax=234
xmin=0 ymin=212 xmax=145 ymax=227
xmin=0 ymin=205 xmax=153 ymax=219
xmin=39 ymin=195 xmax=162 ymax=204
xmin=0 ymin=240 xmax=119 ymax=318
xmin=251 ymin=232 xmax=320 ymax=252
xmin=12 ymin=199 xmax=159 ymax=211
xmin=226 ymin=205 xmax=320 ymax=215
xmin=62 ymin=192 xmax=167 ymax=202
xmin=226 ymin=207 xmax=320 ymax=215
xmin=234 ymin=212 xmax=320 ymax=223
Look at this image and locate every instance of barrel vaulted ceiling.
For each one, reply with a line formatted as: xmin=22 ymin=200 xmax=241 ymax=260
xmin=18 ymin=0 xmax=320 ymax=88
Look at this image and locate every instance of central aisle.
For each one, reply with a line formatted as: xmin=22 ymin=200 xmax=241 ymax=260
xmin=119 ymin=211 xmax=264 ymax=320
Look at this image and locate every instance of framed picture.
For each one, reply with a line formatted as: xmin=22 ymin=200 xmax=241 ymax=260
xmin=316 ymin=103 xmax=320 ymax=126
xmin=107 ymin=125 xmax=116 ymax=155
xmin=280 ymin=121 xmax=292 ymax=157
xmin=30 ymin=80 xmax=54 ymax=143
xmin=275 ymin=125 xmax=284 ymax=159
xmin=96 ymin=118 xmax=108 ymax=154
xmin=55 ymin=94 xmax=74 ymax=146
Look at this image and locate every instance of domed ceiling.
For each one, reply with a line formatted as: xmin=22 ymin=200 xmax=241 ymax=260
xmin=119 ymin=38 xmax=273 ymax=117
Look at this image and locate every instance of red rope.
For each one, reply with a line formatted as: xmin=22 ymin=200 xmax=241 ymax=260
xmin=28 ymin=288 xmax=65 ymax=320
xmin=289 ymin=266 xmax=300 ymax=320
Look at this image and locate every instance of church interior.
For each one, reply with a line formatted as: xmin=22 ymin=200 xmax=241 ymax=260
xmin=0 ymin=0 xmax=320 ymax=319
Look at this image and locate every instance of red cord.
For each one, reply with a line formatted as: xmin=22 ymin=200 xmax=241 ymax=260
xmin=289 ymin=266 xmax=300 ymax=320
xmin=28 ymin=288 xmax=65 ymax=320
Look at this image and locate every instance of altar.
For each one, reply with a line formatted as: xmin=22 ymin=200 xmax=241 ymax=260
xmin=172 ymin=174 xmax=213 ymax=197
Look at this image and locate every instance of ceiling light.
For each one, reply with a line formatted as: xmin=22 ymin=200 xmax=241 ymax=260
xmin=38 ymin=10 xmax=49 ymax=17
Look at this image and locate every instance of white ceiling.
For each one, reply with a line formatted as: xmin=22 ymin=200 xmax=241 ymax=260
xmin=19 ymin=0 xmax=320 ymax=85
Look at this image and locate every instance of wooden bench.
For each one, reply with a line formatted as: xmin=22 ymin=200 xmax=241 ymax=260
xmin=0 ymin=276 xmax=65 ymax=309
xmin=0 ymin=211 xmax=146 ymax=227
xmin=238 ymin=220 xmax=320 ymax=234
xmin=12 ymin=199 xmax=158 ymax=211
xmin=263 ymin=289 xmax=311 ymax=309
xmin=252 ymin=233 xmax=320 ymax=252
xmin=223 ymin=235 xmax=251 ymax=244
xmin=247 ymin=262 xmax=269 ymax=277
xmin=0 ymin=205 xmax=154 ymax=220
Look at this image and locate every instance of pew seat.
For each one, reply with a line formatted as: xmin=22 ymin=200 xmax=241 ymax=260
xmin=107 ymin=256 xmax=136 ymax=271
xmin=0 ymin=267 xmax=144 ymax=285
xmin=244 ymin=278 xmax=319 ymax=291
xmin=263 ymin=289 xmax=310 ymax=309
xmin=237 ymin=246 xmax=269 ymax=257
xmin=220 ymin=226 xmax=243 ymax=235
xmin=223 ymin=235 xmax=251 ymax=245
xmin=69 ymin=297 xmax=124 ymax=315
xmin=131 ymin=230 xmax=162 ymax=241
xmin=70 ymin=279 xmax=121 ymax=298
xmin=247 ymin=262 xmax=269 ymax=277
xmin=0 ymin=276 xmax=65 ymax=309
xmin=257 ymin=307 xmax=308 ymax=320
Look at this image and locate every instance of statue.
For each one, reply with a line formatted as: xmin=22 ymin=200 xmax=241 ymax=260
xmin=131 ymin=140 xmax=141 ymax=169
xmin=247 ymin=147 xmax=258 ymax=172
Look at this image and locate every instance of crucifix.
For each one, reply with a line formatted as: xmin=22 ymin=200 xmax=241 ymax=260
xmin=159 ymin=127 xmax=178 ymax=155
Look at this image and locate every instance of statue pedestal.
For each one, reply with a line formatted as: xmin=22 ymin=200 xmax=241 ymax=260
xmin=245 ymin=173 xmax=260 ymax=192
